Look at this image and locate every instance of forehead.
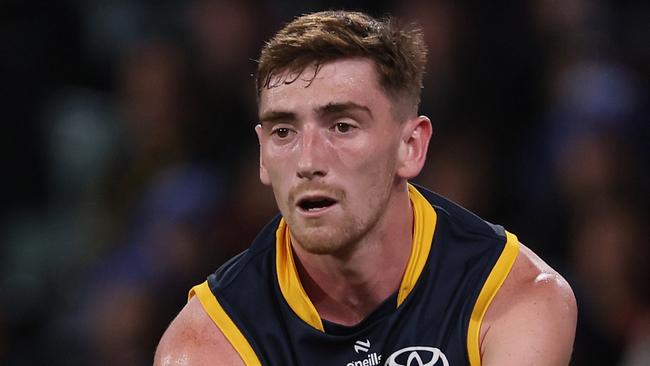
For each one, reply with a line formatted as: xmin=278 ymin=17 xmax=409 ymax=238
xmin=258 ymin=58 xmax=392 ymax=116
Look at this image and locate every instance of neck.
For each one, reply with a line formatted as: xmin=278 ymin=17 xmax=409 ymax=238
xmin=291 ymin=183 xmax=414 ymax=326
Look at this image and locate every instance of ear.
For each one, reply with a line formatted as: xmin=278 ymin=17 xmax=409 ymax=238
xmin=255 ymin=124 xmax=271 ymax=186
xmin=396 ymin=115 xmax=433 ymax=180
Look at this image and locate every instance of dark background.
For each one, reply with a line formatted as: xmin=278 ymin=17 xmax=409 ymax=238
xmin=1 ymin=0 xmax=648 ymax=364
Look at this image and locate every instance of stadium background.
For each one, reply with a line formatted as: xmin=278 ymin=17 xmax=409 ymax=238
xmin=1 ymin=0 xmax=648 ymax=364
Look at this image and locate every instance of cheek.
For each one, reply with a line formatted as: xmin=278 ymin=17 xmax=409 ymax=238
xmin=267 ymin=147 xmax=295 ymax=174
xmin=339 ymin=141 xmax=399 ymax=205
xmin=262 ymin=144 xmax=292 ymax=178
xmin=260 ymin=164 xmax=271 ymax=185
xmin=341 ymin=137 xmax=399 ymax=178
xmin=263 ymin=154 xmax=293 ymax=200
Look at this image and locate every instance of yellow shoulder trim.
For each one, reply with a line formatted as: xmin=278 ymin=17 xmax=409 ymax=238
xmin=397 ymin=184 xmax=437 ymax=306
xmin=466 ymin=231 xmax=519 ymax=366
xmin=275 ymin=219 xmax=325 ymax=331
xmin=189 ymin=282 xmax=261 ymax=366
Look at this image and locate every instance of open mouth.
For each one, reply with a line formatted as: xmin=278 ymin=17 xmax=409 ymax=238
xmin=297 ymin=196 xmax=337 ymax=212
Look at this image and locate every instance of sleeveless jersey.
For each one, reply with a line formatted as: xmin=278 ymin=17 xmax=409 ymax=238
xmin=189 ymin=184 xmax=519 ymax=366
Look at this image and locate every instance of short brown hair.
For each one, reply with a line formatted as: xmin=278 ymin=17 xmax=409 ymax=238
xmin=256 ymin=10 xmax=427 ymax=114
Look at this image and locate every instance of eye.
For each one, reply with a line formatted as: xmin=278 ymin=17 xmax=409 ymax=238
xmin=334 ymin=122 xmax=354 ymax=134
xmin=272 ymin=127 xmax=292 ymax=138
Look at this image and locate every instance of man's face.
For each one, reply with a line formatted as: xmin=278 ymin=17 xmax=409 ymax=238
xmin=256 ymin=58 xmax=408 ymax=255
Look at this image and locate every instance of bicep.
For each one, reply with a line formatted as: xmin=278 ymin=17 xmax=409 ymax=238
xmin=154 ymin=297 xmax=245 ymax=366
xmin=480 ymin=274 xmax=577 ymax=366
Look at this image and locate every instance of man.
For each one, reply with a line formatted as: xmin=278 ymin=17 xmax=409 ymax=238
xmin=155 ymin=10 xmax=577 ymax=365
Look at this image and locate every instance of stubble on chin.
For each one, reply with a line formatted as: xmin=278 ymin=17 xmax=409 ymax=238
xmin=288 ymin=217 xmax=363 ymax=256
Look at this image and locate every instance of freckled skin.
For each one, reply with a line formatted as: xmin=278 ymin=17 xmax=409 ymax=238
xmin=480 ymin=245 xmax=577 ymax=366
xmin=154 ymin=297 xmax=245 ymax=365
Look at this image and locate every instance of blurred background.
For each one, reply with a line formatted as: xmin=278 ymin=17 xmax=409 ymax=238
xmin=1 ymin=0 xmax=648 ymax=364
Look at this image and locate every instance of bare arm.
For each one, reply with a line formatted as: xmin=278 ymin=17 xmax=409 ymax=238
xmin=480 ymin=244 xmax=578 ymax=366
xmin=154 ymin=296 xmax=245 ymax=366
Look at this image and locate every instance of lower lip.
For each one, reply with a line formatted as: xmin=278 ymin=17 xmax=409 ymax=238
xmin=297 ymin=203 xmax=338 ymax=218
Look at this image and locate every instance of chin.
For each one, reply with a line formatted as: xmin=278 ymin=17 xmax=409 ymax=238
xmin=290 ymin=223 xmax=364 ymax=256
xmin=292 ymin=227 xmax=342 ymax=255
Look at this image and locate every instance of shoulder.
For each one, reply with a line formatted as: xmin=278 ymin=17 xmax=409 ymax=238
xmin=211 ymin=216 xmax=281 ymax=288
xmin=154 ymin=296 xmax=244 ymax=366
xmin=480 ymin=243 xmax=577 ymax=366
xmin=415 ymin=185 xmax=504 ymax=240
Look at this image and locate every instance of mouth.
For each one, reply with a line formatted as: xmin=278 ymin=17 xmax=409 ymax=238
xmin=296 ymin=195 xmax=338 ymax=213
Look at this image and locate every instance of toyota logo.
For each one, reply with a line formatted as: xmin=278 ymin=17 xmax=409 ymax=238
xmin=385 ymin=346 xmax=449 ymax=366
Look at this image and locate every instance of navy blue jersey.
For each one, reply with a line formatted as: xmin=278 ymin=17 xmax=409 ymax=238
xmin=190 ymin=184 xmax=519 ymax=366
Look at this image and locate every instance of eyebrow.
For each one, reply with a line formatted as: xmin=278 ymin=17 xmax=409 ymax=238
xmin=317 ymin=102 xmax=372 ymax=118
xmin=259 ymin=101 xmax=372 ymax=125
xmin=259 ymin=110 xmax=296 ymax=124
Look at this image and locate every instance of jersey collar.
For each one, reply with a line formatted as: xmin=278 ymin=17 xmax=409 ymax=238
xmin=275 ymin=183 xmax=437 ymax=331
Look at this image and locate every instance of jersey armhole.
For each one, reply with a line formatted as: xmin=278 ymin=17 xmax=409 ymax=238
xmin=466 ymin=231 xmax=519 ymax=366
xmin=189 ymin=281 xmax=261 ymax=366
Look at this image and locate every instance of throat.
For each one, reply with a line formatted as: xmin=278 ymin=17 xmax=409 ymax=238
xmin=292 ymin=248 xmax=405 ymax=327
xmin=322 ymin=292 xmax=399 ymax=333
xmin=312 ymin=286 xmax=388 ymax=327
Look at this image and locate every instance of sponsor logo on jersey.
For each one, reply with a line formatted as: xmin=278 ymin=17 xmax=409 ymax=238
xmin=355 ymin=339 xmax=371 ymax=353
xmin=346 ymin=339 xmax=382 ymax=366
xmin=384 ymin=346 xmax=449 ymax=366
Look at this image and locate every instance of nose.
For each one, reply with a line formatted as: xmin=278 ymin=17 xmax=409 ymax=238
xmin=296 ymin=127 xmax=327 ymax=180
